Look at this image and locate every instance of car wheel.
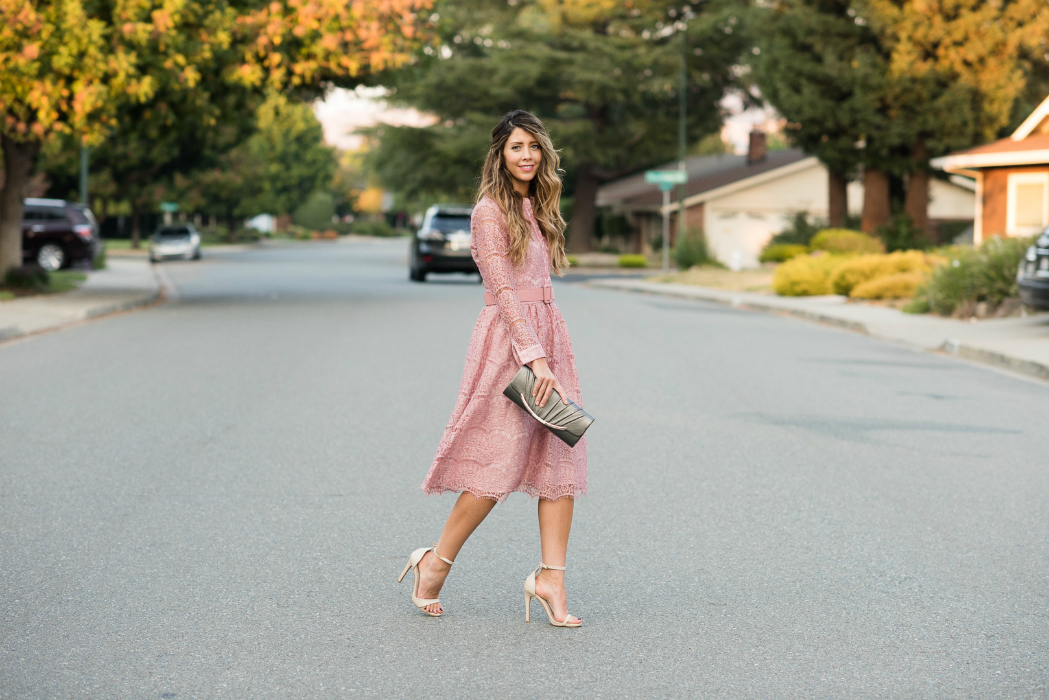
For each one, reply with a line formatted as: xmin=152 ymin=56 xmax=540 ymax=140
xmin=410 ymin=267 xmax=427 ymax=282
xmin=193 ymin=248 xmax=201 ymax=260
xmin=36 ymin=244 xmax=65 ymax=271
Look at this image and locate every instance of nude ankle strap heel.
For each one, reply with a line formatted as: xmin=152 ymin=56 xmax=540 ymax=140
xmin=523 ymin=562 xmax=581 ymax=627
xmin=398 ymin=543 xmax=454 ymax=617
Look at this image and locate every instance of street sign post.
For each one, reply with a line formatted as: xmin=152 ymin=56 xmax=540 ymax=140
xmin=645 ymin=170 xmax=688 ymax=272
xmin=160 ymin=201 xmax=179 ymax=225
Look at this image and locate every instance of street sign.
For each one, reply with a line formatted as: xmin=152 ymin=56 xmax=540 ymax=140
xmin=645 ymin=169 xmax=687 ymax=189
xmin=160 ymin=202 xmax=179 ymax=213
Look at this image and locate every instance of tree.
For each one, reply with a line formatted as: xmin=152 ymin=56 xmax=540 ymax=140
xmin=176 ymin=92 xmax=337 ymax=236
xmin=751 ymin=0 xmax=1049 ymax=234
xmin=0 ymin=0 xmax=432 ymax=274
xmin=368 ymin=0 xmax=750 ymax=251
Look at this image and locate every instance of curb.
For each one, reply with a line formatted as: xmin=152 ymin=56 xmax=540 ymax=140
xmin=0 ymin=268 xmax=163 ymax=345
xmin=589 ymin=279 xmax=1049 ymax=383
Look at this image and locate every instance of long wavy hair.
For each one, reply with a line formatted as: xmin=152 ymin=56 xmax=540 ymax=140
xmin=476 ymin=110 xmax=569 ymax=276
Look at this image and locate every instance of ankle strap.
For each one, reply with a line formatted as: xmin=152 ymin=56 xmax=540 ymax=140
xmin=539 ymin=562 xmax=565 ymax=571
xmin=431 ymin=544 xmax=455 ymax=566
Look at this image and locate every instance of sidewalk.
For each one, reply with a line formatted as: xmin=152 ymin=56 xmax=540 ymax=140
xmin=588 ymin=278 xmax=1049 ymax=382
xmin=0 ymin=258 xmax=161 ymax=342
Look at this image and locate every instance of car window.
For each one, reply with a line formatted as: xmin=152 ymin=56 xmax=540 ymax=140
xmin=43 ymin=208 xmax=67 ymax=221
xmin=156 ymin=227 xmax=192 ymax=236
xmin=24 ymin=209 xmax=46 ymax=221
xmin=430 ymin=215 xmax=472 ymax=233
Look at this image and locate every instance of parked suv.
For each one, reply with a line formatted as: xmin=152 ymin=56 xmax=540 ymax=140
xmin=22 ymin=198 xmax=102 ymax=271
xmin=1018 ymin=227 xmax=1049 ymax=310
xmin=409 ymin=204 xmax=477 ymax=282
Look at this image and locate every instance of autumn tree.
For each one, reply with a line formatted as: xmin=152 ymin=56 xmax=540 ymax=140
xmin=368 ymin=0 xmax=750 ymax=251
xmin=0 ymin=0 xmax=432 ymax=274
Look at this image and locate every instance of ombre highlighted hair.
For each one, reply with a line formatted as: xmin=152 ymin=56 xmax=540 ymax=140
xmin=477 ymin=110 xmax=569 ymax=276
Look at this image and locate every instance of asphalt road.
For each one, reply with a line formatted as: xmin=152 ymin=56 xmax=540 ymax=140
xmin=2 ymin=238 xmax=1048 ymax=699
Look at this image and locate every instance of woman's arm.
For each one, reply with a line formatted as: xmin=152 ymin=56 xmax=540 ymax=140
xmin=473 ymin=204 xmax=546 ymax=366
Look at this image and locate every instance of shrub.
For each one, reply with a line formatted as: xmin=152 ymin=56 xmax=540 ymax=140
xmin=674 ymin=227 xmax=715 ymax=269
xmin=618 ymin=254 xmax=648 ymax=268
xmin=772 ymin=254 xmax=848 ymax=296
xmin=850 ymin=271 xmax=926 ymax=299
xmin=760 ymin=243 xmax=808 ymax=263
xmin=93 ymin=244 xmax=107 ymax=270
xmin=3 ymin=265 xmax=50 ymax=292
xmin=351 ymin=219 xmax=395 ymax=237
xmin=878 ymin=213 xmax=931 ymax=251
xmin=912 ymin=235 xmax=1032 ymax=315
xmin=829 ymin=250 xmax=931 ymax=295
xmin=767 ymin=211 xmax=821 ymax=246
xmin=810 ymin=228 xmax=885 ymax=255
xmin=292 ymin=191 xmax=336 ymax=230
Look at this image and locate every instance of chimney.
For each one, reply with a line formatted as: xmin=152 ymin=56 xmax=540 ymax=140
xmin=747 ymin=130 xmax=767 ymax=164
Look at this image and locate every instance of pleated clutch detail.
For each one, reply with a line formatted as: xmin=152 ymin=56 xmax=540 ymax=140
xmin=503 ymin=365 xmax=594 ymax=448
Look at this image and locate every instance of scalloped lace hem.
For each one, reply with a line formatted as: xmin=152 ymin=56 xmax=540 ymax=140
xmin=421 ymin=482 xmax=586 ymax=503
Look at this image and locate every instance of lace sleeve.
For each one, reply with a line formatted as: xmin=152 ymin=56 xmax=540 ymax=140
xmin=472 ymin=203 xmax=546 ymax=366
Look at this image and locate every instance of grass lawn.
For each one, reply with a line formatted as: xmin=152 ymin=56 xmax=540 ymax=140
xmin=0 ymin=269 xmax=87 ymax=300
xmin=647 ymin=265 xmax=775 ymax=293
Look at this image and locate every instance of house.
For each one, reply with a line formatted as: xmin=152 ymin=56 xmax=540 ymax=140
xmin=931 ymin=95 xmax=1049 ymax=244
xmin=597 ymin=133 xmax=974 ymax=269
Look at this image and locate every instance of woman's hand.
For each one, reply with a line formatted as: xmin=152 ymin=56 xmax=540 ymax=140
xmin=528 ymin=357 xmax=568 ymax=408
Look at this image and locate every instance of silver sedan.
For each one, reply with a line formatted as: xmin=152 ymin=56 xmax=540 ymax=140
xmin=150 ymin=224 xmax=202 ymax=262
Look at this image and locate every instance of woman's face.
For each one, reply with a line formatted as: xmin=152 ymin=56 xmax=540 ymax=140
xmin=502 ymin=127 xmax=542 ymax=191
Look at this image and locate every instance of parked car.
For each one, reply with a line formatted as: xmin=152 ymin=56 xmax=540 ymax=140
xmin=409 ymin=204 xmax=477 ymax=282
xmin=149 ymin=224 xmax=202 ymax=263
xmin=1018 ymin=227 xmax=1049 ymax=310
xmin=21 ymin=198 xmax=102 ymax=271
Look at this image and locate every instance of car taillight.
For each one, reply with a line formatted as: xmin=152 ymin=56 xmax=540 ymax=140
xmin=73 ymin=224 xmax=93 ymax=241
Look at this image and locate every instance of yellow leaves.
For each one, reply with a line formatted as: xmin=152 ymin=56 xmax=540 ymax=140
xmin=21 ymin=43 xmax=38 ymax=60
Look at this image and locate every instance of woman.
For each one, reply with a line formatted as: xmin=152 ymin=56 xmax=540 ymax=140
xmin=398 ymin=110 xmax=586 ymax=627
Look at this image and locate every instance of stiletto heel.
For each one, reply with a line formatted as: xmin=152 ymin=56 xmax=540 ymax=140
xmin=523 ymin=563 xmax=581 ymax=627
xmin=398 ymin=543 xmax=454 ymax=617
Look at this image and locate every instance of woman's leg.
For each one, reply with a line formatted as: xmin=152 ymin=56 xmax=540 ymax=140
xmin=417 ymin=492 xmax=497 ymax=614
xmin=534 ymin=496 xmax=580 ymax=624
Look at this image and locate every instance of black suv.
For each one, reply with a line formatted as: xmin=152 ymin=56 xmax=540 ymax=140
xmin=409 ymin=204 xmax=477 ymax=282
xmin=1018 ymin=227 xmax=1049 ymax=310
xmin=22 ymin=198 xmax=102 ymax=271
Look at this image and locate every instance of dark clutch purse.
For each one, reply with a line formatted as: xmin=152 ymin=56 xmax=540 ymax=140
xmin=503 ymin=365 xmax=594 ymax=447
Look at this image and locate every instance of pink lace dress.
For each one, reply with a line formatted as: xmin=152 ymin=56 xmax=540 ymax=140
xmin=421 ymin=195 xmax=587 ymax=502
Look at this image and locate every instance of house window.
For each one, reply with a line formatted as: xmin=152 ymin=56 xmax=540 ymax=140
xmin=1006 ymin=172 xmax=1049 ymax=234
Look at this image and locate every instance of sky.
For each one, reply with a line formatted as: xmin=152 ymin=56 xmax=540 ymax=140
xmin=313 ymin=87 xmax=783 ymax=155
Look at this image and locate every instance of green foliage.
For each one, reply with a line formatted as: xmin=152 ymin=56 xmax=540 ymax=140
xmin=913 ymin=236 xmax=1032 ymax=315
xmin=0 ymin=290 xmax=13 ymax=301
xmin=850 ymin=271 xmax=925 ymax=300
xmin=767 ymin=211 xmax=821 ymax=247
xmin=293 ymin=191 xmax=336 ymax=230
xmin=618 ymin=254 xmax=648 ymax=268
xmin=674 ymin=227 xmax=715 ymax=270
xmin=829 ymin=250 xmax=931 ymax=295
xmin=772 ymin=254 xmax=849 ymax=296
xmin=351 ymin=219 xmax=396 ymax=237
xmin=2 ymin=264 xmax=49 ymax=292
xmin=759 ymin=243 xmax=808 ymax=263
xmin=878 ymin=213 xmax=931 ymax=252
xmin=368 ymin=0 xmax=751 ymax=232
xmin=93 ymin=244 xmax=106 ymax=270
xmin=810 ymin=229 xmax=885 ymax=255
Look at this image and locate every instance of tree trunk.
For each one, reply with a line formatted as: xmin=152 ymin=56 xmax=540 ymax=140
xmin=131 ymin=207 xmax=142 ymax=249
xmin=828 ymin=169 xmax=848 ymax=227
xmin=227 ymin=212 xmax=238 ymax=242
xmin=861 ymin=167 xmax=891 ymax=234
xmin=567 ymin=163 xmax=598 ymax=254
xmin=904 ymin=142 xmax=929 ymax=235
xmin=0 ymin=135 xmax=41 ymax=275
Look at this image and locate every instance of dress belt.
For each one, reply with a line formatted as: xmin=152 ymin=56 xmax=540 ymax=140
xmin=484 ymin=286 xmax=554 ymax=306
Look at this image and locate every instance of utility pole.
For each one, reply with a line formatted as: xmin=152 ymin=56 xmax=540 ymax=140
xmin=79 ymin=144 xmax=89 ymax=206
